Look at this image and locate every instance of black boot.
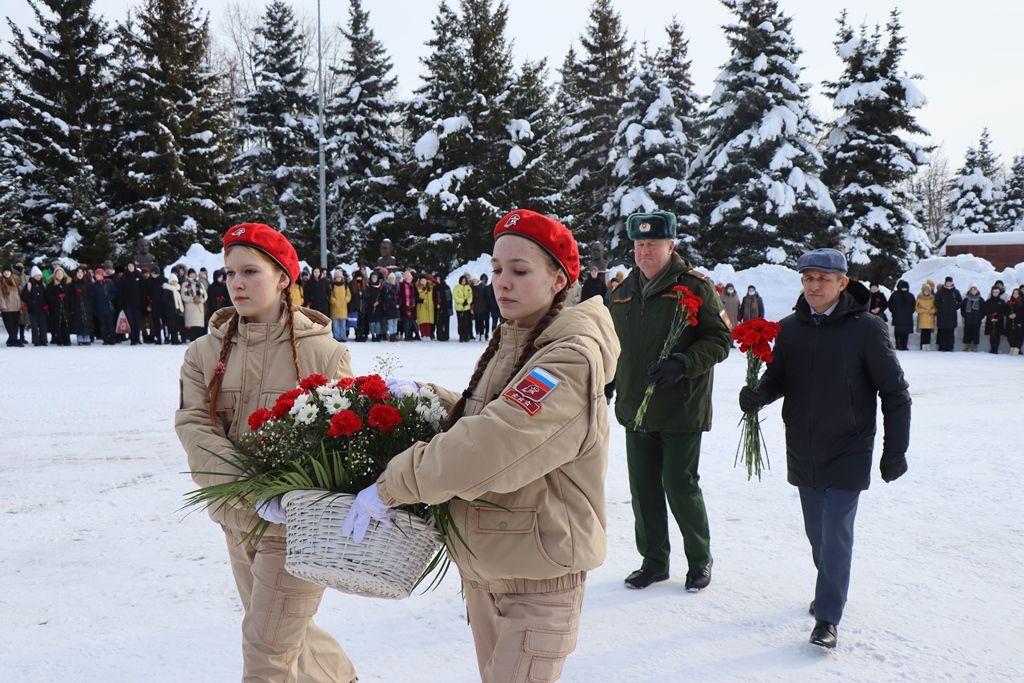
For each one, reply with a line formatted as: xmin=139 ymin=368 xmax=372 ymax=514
xmin=809 ymin=620 xmax=837 ymax=649
xmin=624 ymin=568 xmax=669 ymax=589
xmin=684 ymin=559 xmax=713 ymax=592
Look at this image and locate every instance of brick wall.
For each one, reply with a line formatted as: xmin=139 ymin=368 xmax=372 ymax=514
xmin=945 ymin=244 xmax=1024 ymax=270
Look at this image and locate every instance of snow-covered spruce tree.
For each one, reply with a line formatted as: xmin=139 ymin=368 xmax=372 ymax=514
xmin=108 ymin=0 xmax=235 ymax=264
xmin=325 ymin=0 xmax=402 ymax=264
xmin=947 ymin=145 xmax=996 ymax=235
xmin=1 ymin=0 xmax=113 ymax=263
xmin=231 ymin=0 xmax=318 ymax=259
xmin=402 ymin=0 xmax=519 ymax=267
xmin=559 ymin=0 xmax=633 ymax=241
xmin=821 ymin=10 xmax=932 ymax=285
xmin=658 ymin=18 xmax=704 ymax=164
xmin=604 ymin=45 xmax=698 ymax=260
xmin=1000 ymin=155 xmax=1024 ymax=232
xmin=692 ymin=0 xmax=835 ymax=269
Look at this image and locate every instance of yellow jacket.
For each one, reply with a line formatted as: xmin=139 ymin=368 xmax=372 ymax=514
xmin=330 ymin=282 xmax=351 ymax=319
xmin=916 ymin=292 xmax=937 ymax=330
xmin=453 ymin=283 xmax=473 ymax=312
xmin=176 ymin=305 xmax=352 ymax=535
xmin=416 ymin=286 xmax=434 ymax=324
xmin=288 ymin=282 xmax=304 ymax=307
xmin=379 ymin=297 xmax=619 ymax=594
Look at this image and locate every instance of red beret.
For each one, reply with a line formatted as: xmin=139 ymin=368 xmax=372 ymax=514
xmin=222 ymin=223 xmax=300 ymax=284
xmin=493 ymin=209 xmax=580 ymax=285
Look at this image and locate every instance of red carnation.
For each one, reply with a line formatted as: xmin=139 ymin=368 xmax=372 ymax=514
xmin=327 ymin=410 xmax=363 ymax=438
xmin=247 ymin=408 xmax=273 ymax=432
xmin=335 ymin=377 xmax=356 ymax=390
xmin=368 ymin=404 xmax=402 ymax=432
xmin=271 ymin=388 xmax=303 ymax=420
xmin=359 ymin=377 xmax=390 ymax=402
xmin=299 ymin=373 xmax=330 ymax=391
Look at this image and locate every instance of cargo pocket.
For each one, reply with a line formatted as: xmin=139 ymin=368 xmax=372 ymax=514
xmin=522 ymin=628 xmax=577 ymax=683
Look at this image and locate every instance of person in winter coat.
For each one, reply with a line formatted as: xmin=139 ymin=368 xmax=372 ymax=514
xmin=304 ymin=267 xmax=331 ymax=317
xmin=739 ymin=248 xmax=911 ymax=650
xmin=175 ymin=223 xmax=357 ymax=683
xmin=0 ymin=266 xmax=24 ymax=346
xmin=415 ymin=276 xmax=434 ymax=339
xmin=868 ymin=283 xmax=889 ymax=321
xmin=205 ymin=269 xmax=231 ymax=327
xmin=740 ymin=285 xmax=765 ymax=322
xmin=720 ymin=283 xmax=740 ymax=329
xmin=472 ymin=274 xmax=492 ymax=340
xmin=348 ymin=273 xmax=364 ymax=341
xmin=287 ymin=278 xmax=304 ymax=309
xmin=329 ymin=270 xmax=351 ymax=342
xmin=399 ymin=270 xmax=419 ymax=340
xmin=983 ymin=286 xmax=1008 ymax=354
xmin=454 ymin=274 xmax=474 ymax=342
xmin=344 ymin=210 xmax=618 ymax=683
xmin=607 ymin=211 xmax=731 ymax=593
xmin=13 ymin=259 xmax=30 ymax=343
xmin=120 ymin=262 xmax=144 ymax=345
xmin=46 ymin=268 xmax=72 ymax=346
xmin=432 ymin=275 xmax=453 ymax=342
xmin=960 ymin=286 xmax=985 ymax=351
xmin=69 ymin=268 xmax=94 ymax=345
xmin=162 ymin=275 xmax=186 ymax=344
xmin=1005 ymin=288 xmax=1024 ymax=354
xmin=888 ymin=280 xmax=916 ymax=350
xmin=915 ymin=282 xmax=937 ymax=350
xmin=580 ymin=266 xmax=607 ymax=303
xmin=91 ymin=268 xmax=118 ymax=345
xmin=363 ymin=271 xmax=384 ymax=341
xmin=934 ymin=276 xmax=963 ymax=352
xmin=486 ymin=274 xmax=501 ymax=331
xmin=181 ymin=269 xmax=208 ymax=341
xmin=382 ymin=272 xmax=401 ymax=341
xmin=21 ymin=266 xmax=49 ymax=346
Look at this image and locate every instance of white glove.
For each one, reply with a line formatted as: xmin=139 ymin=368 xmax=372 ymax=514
xmin=255 ymin=497 xmax=287 ymax=524
xmin=341 ymin=484 xmax=395 ymax=543
xmin=386 ymin=378 xmax=421 ymax=398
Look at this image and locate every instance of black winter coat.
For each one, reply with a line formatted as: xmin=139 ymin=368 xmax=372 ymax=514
xmin=143 ymin=275 xmax=164 ymax=313
xmin=433 ymin=283 xmax=453 ymax=315
xmin=868 ymin=291 xmax=889 ymax=321
xmin=380 ymin=282 xmax=399 ymax=319
xmin=960 ymin=295 xmax=984 ymax=327
xmin=581 ymin=274 xmax=607 ymax=302
xmin=46 ymin=281 xmax=70 ymax=329
xmin=888 ymin=289 xmax=916 ymax=334
xmin=1006 ymin=298 xmax=1024 ymax=333
xmin=472 ymin=283 xmax=491 ymax=315
xmin=362 ymin=283 xmax=383 ymax=321
xmin=120 ymin=270 xmax=143 ymax=309
xmin=69 ymin=277 xmax=93 ymax=334
xmin=304 ymin=278 xmax=330 ymax=316
xmin=758 ymin=281 xmax=912 ymax=491
xmin=21 ymin=279 xmax=47 ymax=314
xmin=983 ymin=297 xmax=1007 ymax=336
xmin=206 ymin=280 xmax=230 ymax=317
xmin=934 ymin=286 xmax=962 ymax=329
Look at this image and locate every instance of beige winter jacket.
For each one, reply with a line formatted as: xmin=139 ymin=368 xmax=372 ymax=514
xmin=0 ymin=277 xmax=22 ymax=313
xmin=181 ymin=278 xmax=208 ymax=328
xmin=378 ymin=296 xmax=620 ymax=594
xmin=175 ymin=305 xmax=352 ymax=535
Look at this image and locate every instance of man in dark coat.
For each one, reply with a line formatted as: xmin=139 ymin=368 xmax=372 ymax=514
xmin=91 ymin=268 xmax=118 ymax=345
xmin=432 ymin=275 xmax=452 ymax=342
xmin=21 ymin=266 xmax=48 ymax=345
xmin=120 ymin=262 xmax=144 ymax=345
xmin=609 ymin=211 xmax=732 ymax=593
xmin=472 ymin=274 xmax=492 ymax=340
xmin=739 ymin=248 xmax=911 ymax=650
xmin=580 ymin=265 xmax=608 ymax=302
xmin=868 ymin=283 xmax=888 ymax=321
xmin=887 ymin=280 xmax=915 ymax=350
xmin=934 ymin=276 xmax=962 ymax=352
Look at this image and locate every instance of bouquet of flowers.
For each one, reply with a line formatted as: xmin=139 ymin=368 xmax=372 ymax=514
xmin=632 ymin=285 xmax=703 ymax=430
xmin=185 ymin=372 xmax=459 ymax=597
xmin=732 ymin=318 xmax=781 ymax=481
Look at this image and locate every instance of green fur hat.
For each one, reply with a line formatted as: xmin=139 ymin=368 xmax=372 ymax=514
xmin=626 ymin=211 xmax=676 ymax=240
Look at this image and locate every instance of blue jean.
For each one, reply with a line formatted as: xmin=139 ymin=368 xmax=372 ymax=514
xmin=386 ymin=318 xmax=398 ymax=335
xmin=331 ymin=318 xmax=347 ymax=341
xmin=799 ymin=486 xmax=860 ymax=625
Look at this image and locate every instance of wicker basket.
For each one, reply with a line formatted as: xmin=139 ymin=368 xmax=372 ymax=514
xmin=281 ymin=489 xmax=443 ymax=599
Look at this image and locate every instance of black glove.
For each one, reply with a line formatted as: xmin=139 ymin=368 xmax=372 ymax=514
xmin=604 ymin=380 xmax=615 ymax=405
xmin=738 ymin=385 xmax=763 ymax=414
xmin=646 ymin=354 xmax=687 ymax=387
xmin=880 ymin=455 xmax=908 ymax=483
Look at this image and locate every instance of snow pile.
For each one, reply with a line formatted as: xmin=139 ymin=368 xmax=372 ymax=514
xmin=901 ymin=254 xmax=1022 ymax=293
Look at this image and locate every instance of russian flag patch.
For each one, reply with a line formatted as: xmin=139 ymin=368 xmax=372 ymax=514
xmin=503 ymin=367 xmax=560 ymax=415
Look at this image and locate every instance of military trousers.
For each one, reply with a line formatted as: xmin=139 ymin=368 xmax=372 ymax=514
xmin=465 ymin=580 xmax=585 ymax=683
xmin=625 ymin=429 xmax=711 ymax=574
xmin=223 ymin=527 xmax=357 ymax=683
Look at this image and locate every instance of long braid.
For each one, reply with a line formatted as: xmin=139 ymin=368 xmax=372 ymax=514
xmin=444 ymin=287 xmax=568 ymax=429
xmin=284 ymin=297 xmax=302 ymax=380
xmin=205 ymin=311 xmax=241 ymax=426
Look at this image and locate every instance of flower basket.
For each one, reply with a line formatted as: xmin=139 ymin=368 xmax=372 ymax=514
xmin=282 ymin=490 xmax=443 ymax=599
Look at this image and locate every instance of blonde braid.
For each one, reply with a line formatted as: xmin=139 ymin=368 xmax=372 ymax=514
xmin=205 ymin=312 xmax=240 ymax=426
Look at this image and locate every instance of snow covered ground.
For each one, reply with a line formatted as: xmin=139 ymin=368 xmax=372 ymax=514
xmin=1 ymin=335 xmax=1022 ymax=682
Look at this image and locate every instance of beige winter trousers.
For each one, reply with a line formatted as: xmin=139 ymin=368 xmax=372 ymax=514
xmin=223 ymin=527 xmax=358 ymax=683
xmin=464 ymin=580 xmax=585 ymax=683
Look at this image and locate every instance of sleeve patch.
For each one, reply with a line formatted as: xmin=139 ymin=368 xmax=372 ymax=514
xmin=515 ymin=367 xmax=559 ymax=402
xmin=502 ymin=387 xmax=542 ymax=415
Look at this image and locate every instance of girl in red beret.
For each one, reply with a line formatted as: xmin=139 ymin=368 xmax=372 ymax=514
xmin=175 ymin=223 xmax=358 ymax=682
xmin=344 ymin=210 xmax=621 ymax=682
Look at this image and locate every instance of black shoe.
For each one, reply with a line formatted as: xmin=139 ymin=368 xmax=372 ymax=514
xmin=624 ymin=568 xmax=669 ymax=589
xmin=809 ymin=600 xmax=815 ymax=616
xmin=684 ymin=560 xmax=713 ymax=592
xmin=809 ymin=620 xmax=837 ymax=649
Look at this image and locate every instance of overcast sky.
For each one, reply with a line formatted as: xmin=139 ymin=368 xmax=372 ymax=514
xmin=3 ymin=0 xmax=1022 ymax=169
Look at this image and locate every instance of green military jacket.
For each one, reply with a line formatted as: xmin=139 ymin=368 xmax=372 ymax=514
xmin=609 ymin=252 xmax=731 ymax=433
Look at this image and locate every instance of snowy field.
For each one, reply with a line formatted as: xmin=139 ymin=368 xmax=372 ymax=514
xmin=1 ymin=337 xmax=1022 ymax=682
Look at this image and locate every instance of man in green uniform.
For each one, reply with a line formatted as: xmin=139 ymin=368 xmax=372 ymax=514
xmin=608 ymin=211 xmax=732 ymax=591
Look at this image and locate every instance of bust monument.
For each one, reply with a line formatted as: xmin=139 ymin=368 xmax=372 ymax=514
xmin=375 ymin=238 xmax=398 ymax=271
xmin=134 ymin=236 xmax=158 ymax=273
xmin=588 ymin=240 xmax=609 ymax=273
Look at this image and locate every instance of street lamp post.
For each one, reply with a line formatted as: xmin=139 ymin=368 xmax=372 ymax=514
xmin=316 ymin=0 xmax=328 ymax=269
